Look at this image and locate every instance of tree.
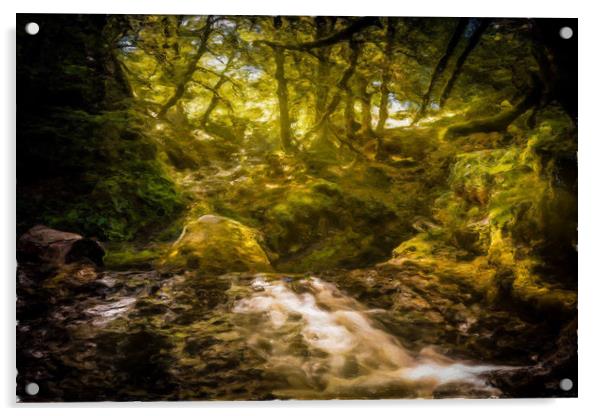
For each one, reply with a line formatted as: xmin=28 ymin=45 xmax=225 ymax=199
xmin=273 ymin=45 xmax=294 ymax=152
xmin=413 ymin=18 xmax=469 ymax=124
xmin=374 ymin=17 xmax=395 ymax=159
xmin=157 ymin=17 xmax=214 ymax=118
xmin=439 ymin=18 xmax=491 ymax=108
xmin=314 ymin=17 xmax=336 ymax=145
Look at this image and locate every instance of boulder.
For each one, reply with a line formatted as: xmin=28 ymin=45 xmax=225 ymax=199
xmin=161 ymin=215 xmax=272 ymax=274
xmin=17 ymin=225 xmax=105 ymax=267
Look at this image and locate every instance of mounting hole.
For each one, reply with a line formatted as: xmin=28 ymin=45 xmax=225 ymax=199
xmin=25 ymin=382 xmax=39 ymax=396
xmin=559 ymin=378 xmax=573 ymax=391
xmin=24 ymin=22 xmax=40 ymax=35
xmin=559 ymin=26 xmax=573 ymax=40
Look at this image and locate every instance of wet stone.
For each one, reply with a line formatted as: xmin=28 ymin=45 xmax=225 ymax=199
xmin=17 ymin=268 xmax=571 ymax=400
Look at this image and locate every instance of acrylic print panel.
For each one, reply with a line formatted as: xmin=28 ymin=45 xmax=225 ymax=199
xmin=16 ymin=14 xmax=577 ymax=401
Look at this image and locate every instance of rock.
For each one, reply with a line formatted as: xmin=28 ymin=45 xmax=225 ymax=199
xmin=161 ymin=215 xmax=273 ymax=274
xmin=488 ymin=320 xmax=577 ymax=397
xmin=17 ymin=225 xmax=105 ymax=267
xmin=43 ymin=263 xmax=100 ymax=289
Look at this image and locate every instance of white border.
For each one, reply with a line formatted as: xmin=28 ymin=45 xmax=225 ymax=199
xmin=2 ymin=1 xmax=600 ymax=415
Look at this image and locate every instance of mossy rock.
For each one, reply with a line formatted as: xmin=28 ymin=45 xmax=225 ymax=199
xmin=104 ymin=245 xmax=165 ymax=270
xmin=261 ymin=175 xmax=404 ymax=270
xmin=263 ymin=180 xmax=344 ymax=255
xmin=509 ymin=267 xmax=577 ymax=315
xmin=276 ymin=228 xmax=378 ymax=272
xmin=527 ymin=108 xmax=576 ymax=158
xmin=160 ymin=215 xmax=272 ymax=274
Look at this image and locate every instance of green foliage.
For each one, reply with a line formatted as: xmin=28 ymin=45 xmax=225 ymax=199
xmin=17 ymin=15 xmax=186 ymax=242
xmin=391 ymin=107 xmax=576 ymax=312
xmin=256 ymin=172 xmax=414 ymax=271
xmin=17 ymin=15 xmax=576 ymax=318
xmin=65 ymin=170 xmax=183 ymax=241
xmin=18 ymin=108 xmax=185 ymax=241
xmin=104 ymin=245 xmax=164 ymax=270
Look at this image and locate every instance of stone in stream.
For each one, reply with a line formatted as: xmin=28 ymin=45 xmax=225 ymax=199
xmin=17 ymin=225 xmax=105 ymax=268
xmin=160 ymin=214 xmax=273 ymax=274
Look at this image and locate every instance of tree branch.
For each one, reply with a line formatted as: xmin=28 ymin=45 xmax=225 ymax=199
xmin=157 ymin=17 xmax=214 ymax=118
xmin=444 ymin=78 xmax=542 ymax=139
xmin=302 ymin=40 xmax=360 ymax=141
xmin=439 ymin=18 xmax=492 ymax=108
xmin=413 ymin=18 xmax=469 ymax=124
xmin=256 ymin=17 xmax=379 ymax=51
xmin=200 ymin=57 xmax=236 ymax=127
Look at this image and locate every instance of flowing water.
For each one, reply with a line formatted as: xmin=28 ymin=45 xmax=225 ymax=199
xmin=18 ymin=268 xmax=548 ymax=401
xmin=232 ymin=275 xmax=507 ymax=399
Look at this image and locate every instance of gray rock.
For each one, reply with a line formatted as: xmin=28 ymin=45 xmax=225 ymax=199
xmin=17 ymin=225 xmax=105 ymax=267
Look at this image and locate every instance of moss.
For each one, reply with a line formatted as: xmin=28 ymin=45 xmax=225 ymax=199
xmin=18 ymin=108 xmax=185 ymax=241
xmin=263 ymin=181 xmax=344 ymax=255
xmin=257 ymin=172 xmax=409 ymax=271
xmin=391 ymin=109 xmax=576 ymax=313
xmin=393 ymin=234 xmax=442 ymax=260
xmin=309 ymin=178 xmax=344 ymax=196
xmin=104 ymin=245 xmax=165 ymax=270
xmin=527 ymin=108 xmax=576 ymax=158
xmin=278 ymin=228 xmax=376 ymax=272
xmin=512 ymin=272 xmax=577 ymax=314
xmin=390 ymin=234 xmax=499 ymax=301
xmin=160 ymin=215 xmax=273 ymax=274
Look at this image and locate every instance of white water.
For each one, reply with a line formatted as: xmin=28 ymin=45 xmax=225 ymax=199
xmin=85 ymin=297 xmax=137 ymax=326
xmin=233 ymin=276 xmax=507 ymax=398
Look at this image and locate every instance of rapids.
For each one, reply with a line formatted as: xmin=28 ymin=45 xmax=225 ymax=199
xmin=19 ymin=268 xmax=566 ymax=401
xmin=232 ymin=275 xmax=508 ymax=398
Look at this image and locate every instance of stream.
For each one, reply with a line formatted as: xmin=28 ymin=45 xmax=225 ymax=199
xmin=16 ymin=266 xmax=568 ymax=401
xmin=232 ymin=276 xmax=508 ymax=398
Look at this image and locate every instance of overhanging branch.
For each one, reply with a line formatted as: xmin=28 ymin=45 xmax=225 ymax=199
xmin=255 ymin=17 xmax=379 ymax=51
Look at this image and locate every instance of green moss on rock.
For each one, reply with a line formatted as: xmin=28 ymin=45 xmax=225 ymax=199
xmin=390 ymin=108 xmax=576 ymax=314
xmin=161 ymin=215 xmax=273 ymax=274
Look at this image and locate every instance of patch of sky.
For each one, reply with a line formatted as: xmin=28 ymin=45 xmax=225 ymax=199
xmin=212 ymin=34 xmax=224 ymax=45
xmin=385 ymin=118 xmax=412 ymax=128
xmin=388 ymin=95 xmax=418 ymax=113
xmin=388 ymin=95 xmax=409 ymax=113
xmin=204 ymin=55 xmax=228 ymax=71
xmin=181 ymin=16 xmax=203 ymax=28
xmin=117 ymin=35 xmax=137 ymax=54
xmin=240 ymin=65 xmax=263 ymax=82
xmin=464 ymin=18 xmax=480 ymax=38
xmin=215 ymin=18 xmax=237 ymax=33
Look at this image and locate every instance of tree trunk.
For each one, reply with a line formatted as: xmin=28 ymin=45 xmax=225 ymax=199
xmin=439 ymin=19 xmax=491 ymax=108
xmin=17 ymin=225 xmax=105 ymax=268
xmin=375 ymin=18 xmax=395 ymax=159
xmin=157 ymin=18 xmax=213 ymax=118
xmin=413 ymin=17 xmax=469 ymax=124
xmin=344 ymin=90 xmax=356 ymax=141
xmin=314 ymin=17 xmax=334 ymax=145
xmin=200 ymin=57 xmax=235 ymax=128
xmin=108 ymin=50 xmax=134 ymax=100
xmin=444 ymin=80 xmax=542 ymax=139
xmin=358 ymin=76 xmax=373 ymax=137
xmin=274 ymin=46 xmax=293 ymax=152
xmin=302 ymin=39 xmax=360 ymax=142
